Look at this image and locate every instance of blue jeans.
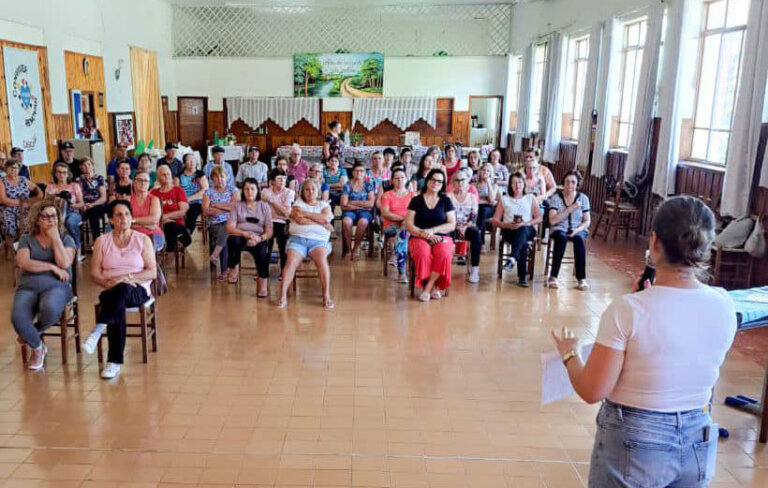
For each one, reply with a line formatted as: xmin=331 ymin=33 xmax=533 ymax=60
xmin=65 ymin=211 xmax=82 ymax=250
xmin=342 ymin=209 xmax=373 ymax=224
xmin=590 ymin=401 xmax=718 ymax=488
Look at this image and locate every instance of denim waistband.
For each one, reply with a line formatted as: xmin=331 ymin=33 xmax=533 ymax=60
xmin=603 ymin=400 xmax=711 ymax=426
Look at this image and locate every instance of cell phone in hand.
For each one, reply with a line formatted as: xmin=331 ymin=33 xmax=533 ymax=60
xmin=513 ymin=214 xmax=523 ymax=223
xmin=246 ymin=217 xmax=260 ymax=224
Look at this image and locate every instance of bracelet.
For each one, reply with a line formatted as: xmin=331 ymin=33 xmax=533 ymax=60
xmin=562 ymin=349 xmax=580 ymax=366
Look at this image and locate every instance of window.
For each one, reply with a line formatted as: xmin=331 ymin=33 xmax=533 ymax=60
xmin=613 ymin=18 xmax=648 ymax=149
xmin=529 ymin=43 xmax=548 ymax=133
xmin=562 ymin=36 xmax=590 ymax=141
xmin=689 ymin=0 xmax=749 ymax=164
xmin=509 ymin=55 xmax=522 ymax=129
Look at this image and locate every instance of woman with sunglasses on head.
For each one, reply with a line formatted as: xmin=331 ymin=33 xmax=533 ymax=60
xmin=225 ymin=178 xmax=273 ymax=294
xmin=405 ymin=168 xmax=456 ymax=302
xmin=11 ymin=201 xmax=77 ymax=371
xmin=449 ymin=169 xmax=482 ymax=283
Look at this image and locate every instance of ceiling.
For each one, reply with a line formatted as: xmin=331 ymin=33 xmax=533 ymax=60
xmin=164 ymin=0 xmax=523 ymax=6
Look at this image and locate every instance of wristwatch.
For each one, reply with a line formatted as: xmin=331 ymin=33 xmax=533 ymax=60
xmin=562 ymin=349 xmax=580 ymax=366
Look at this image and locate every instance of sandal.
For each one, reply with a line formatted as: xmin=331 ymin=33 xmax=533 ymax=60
xmin=323 ymin=298 xmax=335 ymax=309
xmin=418 ymin=291 xmax=431 ymax=302
xmin=227 ymin=267 xmax=239 ymax=284
xmin=431 ymin=289 xmax=442 ymax=300
xmin=276 ymin=297 xmax=288 ymax=308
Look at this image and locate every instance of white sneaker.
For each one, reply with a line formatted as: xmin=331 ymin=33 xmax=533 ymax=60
xmin=467 ymin=266 xmax=480 ymax=284
xmin=397 ymin=273 xmax=409 ymax=284
xmin=430 ymin=289 xmax=442 ymax=300
xmin=101 ymin=362 xmax=121 ymax=379
xmin=27 ymin=344 xmax=47 ymax=371
xmin=82 ymin=332 xmax=101 ymax=355
xmin=577 ymin=279 xmax=590 ymax=291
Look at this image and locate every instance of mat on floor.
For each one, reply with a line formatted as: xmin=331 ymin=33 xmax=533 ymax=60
xmin=730 ymin=286 xmax=768 ymax=330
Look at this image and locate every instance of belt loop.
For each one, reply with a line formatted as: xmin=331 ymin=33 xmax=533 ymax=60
xmin=676 ymin=411 xmax=682 ymax=428
xmin=616 ymin=404 xmax=623 ymax=422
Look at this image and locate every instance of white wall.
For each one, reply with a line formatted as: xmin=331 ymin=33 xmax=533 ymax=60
xmin=510 ymin=0 xmax=653 ymax=51
xmin=0 ymin=0 xmax=176 ymax=113
xmin=174 ymin=56 xmax=507 ymax=113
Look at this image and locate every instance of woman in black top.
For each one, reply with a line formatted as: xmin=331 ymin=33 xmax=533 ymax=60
xmin=111 ymin=161 xmax=133 ymax=201
xmin=405 ymin=168 xmax=456 ymax=302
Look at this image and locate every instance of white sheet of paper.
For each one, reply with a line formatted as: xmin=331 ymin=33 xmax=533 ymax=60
xmin=541 ymin=343 xmax=595 ymax=406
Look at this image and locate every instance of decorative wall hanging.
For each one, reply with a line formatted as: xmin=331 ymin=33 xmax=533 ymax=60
xmin=294 ymin=53 xmax=383 ymax=98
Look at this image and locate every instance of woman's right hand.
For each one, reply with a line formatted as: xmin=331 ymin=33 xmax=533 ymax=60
xmin=51 ymin=266 xmax=70 ymax=282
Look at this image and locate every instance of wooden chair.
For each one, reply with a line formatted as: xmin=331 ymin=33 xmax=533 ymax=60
xmin=292 ymin=258 xmax=320 ymax=295
xmin=484 ymin=221 xmax=497 ymax=251
xmin=342 ymin=221 xmax=376 ymax=258
xmin=95 ymin=290 xmax=158 ymax=365
xmin=20 ymin=263 xmax=81 ymax=365
xmin=711 ymin=245 xmax=753 ymax=289
xmin=496 ymin=234 xmax=538 ymax=282
xmin=381 ymin=233 xmax=395 ymax=276
xmin=594 ymin=180 xmax=639 ymax=241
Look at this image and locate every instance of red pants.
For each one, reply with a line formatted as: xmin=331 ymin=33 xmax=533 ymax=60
xmin=409 ymin=236 xmax=453 ymax=290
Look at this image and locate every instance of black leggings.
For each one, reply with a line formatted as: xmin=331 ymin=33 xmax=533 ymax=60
xmin=476 ymin=204 xmax=495 ymax=244
xmin=550 ymin=230 xmax=587 ymax=280
xmin=270 ymin=222 xmax=289 ymax=270
xmin=163 ymin=221 xmax=192 ymax=251
xmin=84 ymin=204 xmax=106 ymax=241
xmin=226 ymin=236 xmax=270 ymax=278
xmin=502 ymin=227 xmax=535 ymax=279
xmin=452 ymin=226 xmax=482 ymax=267
xmin=185 ymin=202 xmax=203 ymax=235
xmin=97 ymin=283 xmax=150 ymax=364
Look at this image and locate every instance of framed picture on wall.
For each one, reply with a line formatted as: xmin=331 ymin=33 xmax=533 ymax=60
xmin=114 ymin=113 xmax=135 ymax=150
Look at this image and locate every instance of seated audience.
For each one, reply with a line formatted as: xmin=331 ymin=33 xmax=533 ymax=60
xmin=179 ymin=153 xmax=208 ymax=236
xmin=382 ymin=147 xmax=396 ymax=170
xmin=488 ymin=148 xmax=509 ymax=187
xmin=203 ymin=165 xmax=238 ymax=280
xmin=323 ymin=155 xmax=347 ymax=207
xmin=449 ymin=169 xmax=482 ymax=283
xmin=367 ymin=151 xmax=390 ymax=191
xmin=1 ymin=159 xmax=42 ymax=242
xmin=157 ymin=143 xmax=183 ymax=178
xmin=77 ymin=157 xmax=108 ymax=242
xmin=492 ymin=172 xmax=542 ymax=287
xmin=129 ymin=171 xmax=164 ymax=252
xmin=308 ymin=163 xmax=330 ymax=201
xmin=426 ymin=145 xmax=442 ymax=166
xmin=443 ymin=144 xmax=462 ymax=180
xmin=409 ymin=154 xmax=435 ymax=192
xmin=274 ymin=155 xmax=298 ymax=192
xmin=204 ymin=146 xmax=235 ymax=187
xmin=287 ymin=144 xmax=310 ymax=186
xmin=466 ymin=149 xmax=482 ymax=179
xmin=547 ymin=170 xmax=591 ymax=290
xmin=523 ymin=153 xmax=548 ymax=204
xmin=277 ymin=179 xmax=334 ymax=309
xmin=106 ymin=143 xmax=138 ymax=181
xmin=235 ymin=146 xmax=268 ymax=188
xmin=525 ymin=147 xmax=556 ymax=199
xmin=82 ymin=200 xmax=157 ymax=379
xmin=133 ymin=153 xmax=157 ymax=188
xmin=399 ymin=147 xmax=418 ymax=179
xmin=474 ymin=162 xmax=499 ymax=247
xmin=55 ymin=142 xmax=82 ymax=180
xmin=10 ymin=147 xmax=30 ymax=179
xmin=551 ymin=195 xmax=735 ymax=487
xmin=405 ymin=168 xmax=456 ymax=302
xmin=45 ymin=163 xmax=84 ymax=251
xmin=380 ymin=167 xmax=414 ymax=283
xmin=323 ymin=120 xmax=345 ymax=161
xmin=111 ymin=161 xmax=133 ymax=201
xmin=11 ymin=201 xmax=77 ymax=370
xmin=151 ymin=165 xmax=191 ymax=252
xmin=341 ymin=162 xmax=375 ymax=259
xmin=262 ymin=168 xmax=295 ymax=272
xmin=225 ymin=178 xmax=273 ymax=294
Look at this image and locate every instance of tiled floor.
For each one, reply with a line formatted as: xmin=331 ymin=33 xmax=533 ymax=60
xmin=0 ymin=234 xmax=766 ymax=487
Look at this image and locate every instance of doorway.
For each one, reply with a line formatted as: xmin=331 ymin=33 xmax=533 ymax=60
xmin=177 ymin=97 xmax=207 ymax=155
xmin=468 ymin=95 xmax=504 ymax=148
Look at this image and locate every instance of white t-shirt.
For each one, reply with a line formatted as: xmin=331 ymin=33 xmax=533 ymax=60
xmin=596 ymin=285 xmax=737 ymax=412
xmin=501 ymin=194 xmax=535 ymax=223
xmin=289 ymin=199 xmax=332 ymax=242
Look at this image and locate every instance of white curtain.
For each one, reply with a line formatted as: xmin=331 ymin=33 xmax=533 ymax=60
xmin=500 ymin=53 xmax=517 ymax=149
xmin=721 ymin=0 xmax=768 ymax=217
xmin=591 ymin=18 xmax=621 ymax=177
xmin=652 ymin=0 xmax=701 ymax=196
xmin=623 ymin=1 xmax=665 ymax=183
xmin=542 ymin=33 xmax=568 ymax=162
xmin=514 ymin=43 xmax=535 ymax=151
xmin=226 ymin=97 xmax=320 ymax=130
xmin=575 ymin=23 xmax=604 ymax=170
xmin=352 ymin=97 xmax=437 ymax=130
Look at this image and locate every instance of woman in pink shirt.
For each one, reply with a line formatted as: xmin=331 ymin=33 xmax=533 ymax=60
xmin=45 ymin=162 xmax=84 ymax=251
xmin=82 ymin=200 xmax=157 ymax=379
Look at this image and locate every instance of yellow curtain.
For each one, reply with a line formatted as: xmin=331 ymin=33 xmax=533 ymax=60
xmin=130 ymin=46 xmax=165 ymax=148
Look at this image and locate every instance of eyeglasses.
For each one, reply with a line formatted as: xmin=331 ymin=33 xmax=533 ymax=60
xmin=39 ymin=213 xmax=58 ymax=221
xmin=135 ymin=178 xmax=150 ymax=183
xmin=429 ymin=178 xmax=444 ymax=184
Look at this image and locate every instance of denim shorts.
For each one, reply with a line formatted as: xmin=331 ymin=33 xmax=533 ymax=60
xmin=589 ymin=401 xmax=718 ymax=488
xmin=286 ymin=236 xmax=332 ymax=259
xmin=342 ymin=209 xmax=373 ymax=224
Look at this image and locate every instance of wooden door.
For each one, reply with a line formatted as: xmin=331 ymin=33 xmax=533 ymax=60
xmin=177 ymin=97 xmax=207 ymax=155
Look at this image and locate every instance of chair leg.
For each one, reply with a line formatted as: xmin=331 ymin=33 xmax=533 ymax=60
xmin=140 ymin=306 xmax=149 ymax=363
xmin=544 ymin=241 xmax=552 ymax=276
xmin=97 ymin=337 xmax=104 ymax=366
xmin=490 ymin=227 xmax=496 ymax=251
xmin=528 ymin=241 xmax=536 ymax=282
xmin=150 ymin=304 xmax=158 ymax=352
xmin=73 ymin=302 xmax=81 ymax=354
xmin=593 ymin=211 xmax=605 ymax=239
xmin=60 ymin=315 xmax=68 ymax=365
xmin=408 ymin=258 xmax=415 ymax=297
xmin=497 ymin=240 xmax=504 ymax=279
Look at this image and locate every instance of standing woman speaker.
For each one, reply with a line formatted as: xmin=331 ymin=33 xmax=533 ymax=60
xmin=551 ymin=196 xmax=736 ymax=488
